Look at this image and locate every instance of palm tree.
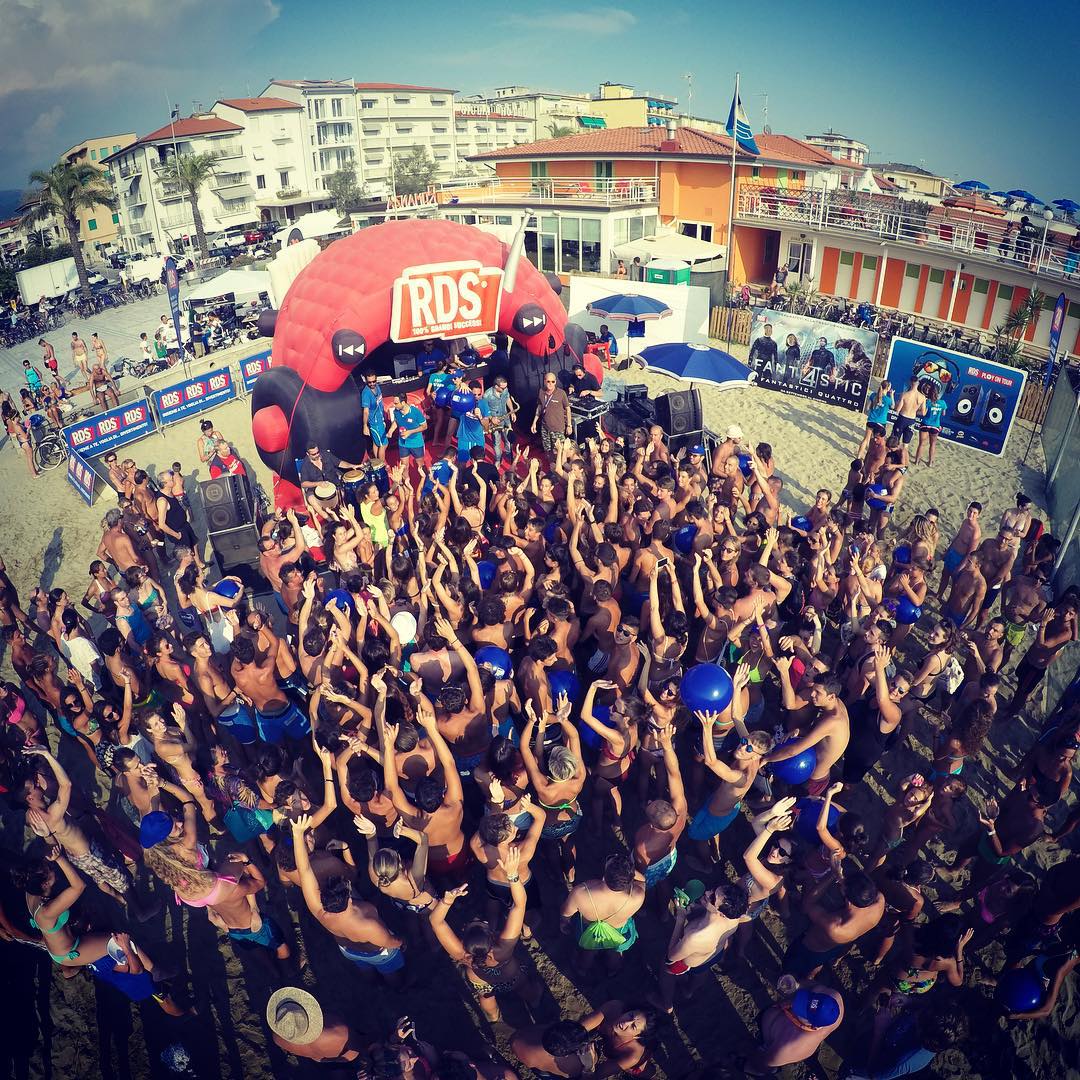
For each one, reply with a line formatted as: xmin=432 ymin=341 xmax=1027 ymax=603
xmin=157 ymin=151 xmax=218 ymax=258
xmin=546 ymin=122 xmax=577 ymax=139
xmin=990 ymin=288 xmax=1047 ymax=366
xmin=19 ymin=162 xmax=117 ymax=295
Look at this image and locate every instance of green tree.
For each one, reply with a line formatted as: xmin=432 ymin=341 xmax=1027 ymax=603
xmin=546 ymin=122 xmax=577 ymax=139
xmin=990 ymin=288 xmax=1047 ymax=367
xmin=157 ymin=151 xmax=218 ymax=258
xmin=392 ymin=147 xmax=438 ymax=196
xmin=22 ymin=241 xmax=74 ymax=268
xmin=18 ymin=162 xmax=117 ymax=295
xmin=325 ymin=164 xmax=364 ymax=214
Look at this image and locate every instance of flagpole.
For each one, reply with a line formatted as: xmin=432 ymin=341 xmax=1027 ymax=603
xmin=724 ymin=72 xmax=740 ymax=351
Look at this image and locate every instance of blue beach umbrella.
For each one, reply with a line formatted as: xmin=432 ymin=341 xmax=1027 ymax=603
xmin=1052 ymin=199 xmax=1080 ymax=213
xmin=1006 ymin=189 xmax=1043 ymax=204
xmin=586 ymin=293 xmax=673 ymax=321
xmin=954 ymin=179 xmax=989 ymax=192
xmin=637 ymin=342 xmax=751 ymax=391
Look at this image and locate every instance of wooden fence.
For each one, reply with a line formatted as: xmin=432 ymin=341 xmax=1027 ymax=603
xmin=709 ymin=306 xmax=751 ymax=344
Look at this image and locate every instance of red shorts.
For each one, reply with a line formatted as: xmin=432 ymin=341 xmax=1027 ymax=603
xmin=428 ymin=846 xmax=473 ymax=883
xmin=806 ymin=776 xmax=831 ymax=798
xmin=665 ymin=959 xmax=691 ymax=976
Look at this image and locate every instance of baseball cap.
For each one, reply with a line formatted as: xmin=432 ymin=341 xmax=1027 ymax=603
xmin=139 ymin=810 xmax=173 ymax=848
xmin=790 ymin=989 xmax=841 ymax=1028
xmin=726 ymin=425 xmax=744 ymax=440
xmin=689 ymin=444 xmax=706 ymax=456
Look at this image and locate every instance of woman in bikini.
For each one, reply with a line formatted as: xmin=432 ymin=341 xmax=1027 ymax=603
xmin=357 ymin=814 xmax=437 ymax=947
xmin=123 ymin=566 xmax=171 ymax=631
xmin=871 ymin=915 xmax=972 ymax=1017
xmin=3 ymin=401 xmax=38 ymax=478
xmin=907 ymin=619 xmax=960 ymax=705
xmin=868 ymin=774 xmax=935 ymax=868
xmin=580 ymin=680 xmax=644 ymax=836
xmin=142 ymin=703 xmax=218 ymax=825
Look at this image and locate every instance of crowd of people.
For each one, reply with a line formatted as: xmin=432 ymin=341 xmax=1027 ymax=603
xmin=0 ymin=355 xmax=1078 ymax=1080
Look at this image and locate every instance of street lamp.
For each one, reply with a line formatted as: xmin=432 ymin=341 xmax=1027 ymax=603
xmin=1036 ymin=206 xmax=1054 ymax=273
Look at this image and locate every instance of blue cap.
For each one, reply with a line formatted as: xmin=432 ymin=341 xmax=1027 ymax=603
xmin=139 ymin=810 xmax=173 ymax=849
xmin=689 ymin=444 xmax=706 ymax=456
xmin=790 ymin=989 xmax=841 ymax=1028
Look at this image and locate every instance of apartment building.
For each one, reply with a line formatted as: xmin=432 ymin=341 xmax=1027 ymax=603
xmin=803 ymin=131 xmax=870 ymax=167
xmin=264 ymin=80 xmax=458 ymax=197
xmin=61 ymin=132 xmax=137 ymax=259
xmin=867 ymin=162 xmax=949 ymax=199
xmin=453 ymin=102 xmax=536 ymax=162
xmin=482 ymin=85 xmax=597 ymax=137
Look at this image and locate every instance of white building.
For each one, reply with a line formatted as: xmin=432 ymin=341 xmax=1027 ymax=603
xmin=453 ymin=102 xmax=536 ymax=164
xmin=483 ymin=85 xmax=596 ymax=137
xmin=263 ymin=80 xmax=458 ymax=197
xmin=803 ymin=130 xmax=870 ymax=167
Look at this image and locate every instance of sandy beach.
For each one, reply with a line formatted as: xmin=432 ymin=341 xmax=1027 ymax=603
xmin=1 ymin=348 xmax=1077 ymax=1080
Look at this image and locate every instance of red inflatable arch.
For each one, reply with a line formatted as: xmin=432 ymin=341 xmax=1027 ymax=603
xmin=250 ymin=218 xmax=574 ymax=505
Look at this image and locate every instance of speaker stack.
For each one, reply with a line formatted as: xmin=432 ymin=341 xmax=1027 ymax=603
xmin=654 ymin=389 xmax=704 ymax=456
xmin=199 ymin=474 xmax=261 ymax=573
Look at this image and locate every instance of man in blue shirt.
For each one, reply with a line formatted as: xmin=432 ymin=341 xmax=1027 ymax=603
xmin=360 ymin=369 xmax=388 ymax=463
xmin=481 ymin=375 xmax=516 ymax=464
xmin=418 ymin=339 xmax=447 ymax=372
xmin=387 ymin=393 xmax=428 ymax=479
xmin=598 ymin=323 xmax=618 ymax=358
xmin=455 ymin=379 xmax=490 ymax=463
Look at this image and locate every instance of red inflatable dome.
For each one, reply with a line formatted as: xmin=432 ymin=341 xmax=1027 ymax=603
xmin=250 ymin=218 xmax=574 ymax=503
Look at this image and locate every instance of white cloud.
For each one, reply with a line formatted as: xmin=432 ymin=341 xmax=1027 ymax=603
xmin=502 ymin=6 xmax=637 ymax=36
xmin=24 ymin=104 xmax=63 ymax=152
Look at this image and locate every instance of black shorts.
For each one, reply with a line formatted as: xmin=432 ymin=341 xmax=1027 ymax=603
xmin=893 ymin=416 xmax=917 ymax=444
xmin=866 ymin=421 xmax=886 ymax=436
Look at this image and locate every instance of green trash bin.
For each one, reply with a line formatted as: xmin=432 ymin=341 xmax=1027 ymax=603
xmin=644 ymin=258 xmax=691 ymax=285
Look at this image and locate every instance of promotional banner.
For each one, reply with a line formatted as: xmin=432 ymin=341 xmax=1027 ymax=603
xmin=884 ymin=337 xmax=1028 ymax=457
xmin=165 ymin=255 xmax=184 ymax=356
xmin=66 ymin=448 xmax=96 ymax=507
xmin=1045 ymin=292 xmax=1067 ymax=391
xmin=240 ymin=348 xmax=274 ymax=392
xmin=63 ymin=401 xmax=155 ymax=456
xmin=391 ymin=261 xmax=504 ymax=342
xmin=152 ymin=368 xmax=236 ymax=427
xmin=747 ymin=307 xmax=876 ymax=412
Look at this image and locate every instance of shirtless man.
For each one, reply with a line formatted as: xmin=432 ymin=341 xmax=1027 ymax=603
xmin=409 ymin=622 xmax=466 ymax=700
xmin=257 ymin=509 xmax=307 ymax=593
xmin=943 ymin=552 xmax=987 ymax=630
xmin=652 ymin=882 xmax=750 ymax=1012
xmin=976 ymin=532 xmax=1018 ymax=627
xmin=186 ymin=632 xmax=256 ymax=750
xmin=430 ymin=617 xmax=488 ymax=774
xmin=266 ymin=987 xmax=365 ymax=1067
xmin=230 ymin=635 xmax=309 ymax=745
xmin=1005 ymin=602 xmax=1079 ymax=719
xmin=764 ymin=674 xmax=849 ymax=798
xmin=687 ymin=711 xmax=772 ymax=865
xmin=290 ymin=813 xmax=404 ymax=983
xmin=1000 ymin=570 xmax=1048 ymax=665
xmin=97 ymin=628 xmax=148 ymax=704
xmin=958 ymin=620 xmax=1005 ymax=688
xmin=938 ymin=501 xmax=982 ymax=601
xmin=70 ymin=332 xmax=90 ymax=382
xmin=382 ymin=700 xmax=468 ymax=882
xmin=633 ymin=726 xmax=687 ymax=905
xmin=580 ymin=580 xmax=622 ymax=675
xmin=39 ymin=338 xmax=57 ymax=374
xmin=891 ymin=374 xmax=926 ymax=446
xmin=783 ymin=859 xmax=884 ymax=978
xmin=97 ymin=509 xmax=143 ymax=574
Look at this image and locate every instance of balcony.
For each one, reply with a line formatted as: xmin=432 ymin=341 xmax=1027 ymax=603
xmin=212 ymin=141 xmax=244 ymax=160
xmin=736 ymin=181 xmax=1079 ymax=282
xmin=160 ymin=213 xmax=194 ymax=230
xmin=117 ymin=163 xmax=142 ymax=180
xmin=437 ymin=175 xmax=658 ymax=208
xmin=317 ymin=134 xmax=355 ymax=148
xmin=212 ymin=172 xmax=248 ymax=189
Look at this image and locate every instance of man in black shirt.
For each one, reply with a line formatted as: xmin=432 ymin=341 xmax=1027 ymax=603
xmin=748 ymin=323 xmax=779 ymax=372
xmin=568 ymin=361 xmax=601 ymax=399
xmin=298 ymin=442 xmax=363 ymax=494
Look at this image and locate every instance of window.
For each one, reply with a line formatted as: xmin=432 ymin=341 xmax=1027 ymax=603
xmin=433 ymin=125 xmax=447 ymax=134
xmin=111 ymin=213 xmax=119 ymax=224
xmin=839 ymin=251 xmax=855 ymax=265
xmin=361 ymin=99 xmax=376 ymax=110
xmin=595 ymin=161 xmax=613 ymax=181
xmin=751 ymin=167 xmax=761 ymax=178
xmin=997 ymin=284 xmax=1014 ymax=301
xmin=278 ymin=170 xmax=290 ymax=187
xmin=530 ymin=162 xmax=548 ymax=179
xmin=90 ymin=149 xmax=97 ymax=161
xmin=256 ymin=174 xmax=266 ymax=190
xmin=312 ymin=99 xmax=325 ymax=119
xmin=929 ymin=268 xmax=945 ymax=284
xmin=476 ymin=125 xmax=489 ymax=133
xmin=113 ymin=145 xmax=120 ymax=153
xmin=88 ymin=219 xmax=97 ymax=231
xmin=973 ymin=278 xmax=989 ymax=294
xmin=905 ymin=264 xmax=921 ymax=279
xmin=628 ymin=217 xmax=645 ymax=241
xmin=393 ymin=95 xmax=411 ymax=104
xmin=863 ymin=255 xmax=878 ymax=271
xmin=430 ymin=97 xmax=446 ymax=106
xmin=581 ymin=217 xmax=601 ymax=272
xmin=331 ymin=98 xmax=343 ymax=117
xmin=395 ymin=124 xmax=413 ymax=133
xmin=1069 ymin=301 xmax=1080 ymax=319
xmin=792 ymin=170 xmax=804 ymax=181
xmin=680 ymin=222 xmax=712 ymax=241
xmin=496 ymin=215 xmax=512 ymax=226
xmin=613 ymin=217 xmax=629 ymax=245
xmin=560 ymin=215 xmax=581 ymax=272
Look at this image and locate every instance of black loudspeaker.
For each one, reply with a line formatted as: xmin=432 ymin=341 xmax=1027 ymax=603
xmin=208 ymin=524 xmax=262 ymax=571
xmin=199 ymin=473 xmax=253 ymax=532
xmin=655 ymin=389 xmax=703 ymax=438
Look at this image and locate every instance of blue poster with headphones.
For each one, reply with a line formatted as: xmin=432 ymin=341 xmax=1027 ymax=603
xmin=883 ymin=337 xmax=1028 ymax=457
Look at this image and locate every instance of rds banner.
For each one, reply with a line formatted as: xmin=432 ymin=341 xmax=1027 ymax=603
xmin=884 ymin=337 xmax=1027 ymax=457
xmin=391 ymin=261 xmax=504 ymax=343
xmin=747 ymin=307 xmax=877 ymax=413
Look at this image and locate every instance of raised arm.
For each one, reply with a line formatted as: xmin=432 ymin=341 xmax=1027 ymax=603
xmin=289 ymin=814 xmax=326 ymax=918
xmin=429 ymin=881 xmax=469 ymax=961
xmin=697 ymin=711 xmax=742 ymax=783
xmin=414 ymin=691 xmax=463 ymax=805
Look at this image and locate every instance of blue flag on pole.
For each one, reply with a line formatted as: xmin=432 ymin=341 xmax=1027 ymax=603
xmin=725 ymin=88 xmax=759 ymax=155
xmin=1045 ymin=291 xmax=1067 ymax=390
xmin=164 ymin=256 xmax=184 ymax=360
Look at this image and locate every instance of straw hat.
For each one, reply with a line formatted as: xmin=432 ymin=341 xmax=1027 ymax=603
xmin=266 ymin=987 xmax=324 ymax=1045
xmin=313 ymin=482 xmax=336 ymax=501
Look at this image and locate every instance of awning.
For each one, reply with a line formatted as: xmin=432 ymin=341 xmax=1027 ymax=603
xmin=578 ymin=116 xmax=606 ymax=128
xmin=613 ymin=231 xmax=726 ymax=265
xmin=272 ymin=208 xmax=348 ymax=245
xmin=184 ymin=268 xmax=270 ymax=304
xmin=215 ymin=183 xmax=256 ymax=201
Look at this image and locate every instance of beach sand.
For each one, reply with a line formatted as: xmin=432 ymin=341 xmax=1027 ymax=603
xmin=0 ymin=359 xmax=1076 ymax=1080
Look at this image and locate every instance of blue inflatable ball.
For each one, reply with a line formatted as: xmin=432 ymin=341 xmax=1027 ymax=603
xmin=793 ymin=797 xmax=839 ymax=842
xmin=996 ymin=966 xmax=1044 ymax=1014
xmin=434 ymin=384 xmax=455 ymax=408
xmin=791 ymin=515 xmax=814 ymax=533
xmin=547 ymin=668 xmax=580 ymax=706
xmin=673 ymin=524 xmax=698 ymax=555
xmin=475 ymin=645 xmax=513 ymax=679
xmin=866 ymin=483 xmax=888 ymax=510
xmin=450 ymin=391 xmax=475 ymax=416
xmin=211 ymin=578 xmax=242 ymax=600
xmin=543 ymin=519 xmax=561 ymax=543
xmin=679 ymin=663 xmax=734 ymax=714
xmin=896 ymin=596 xmax=922 ymax=625
xmin=737 ymin=451 xmax=753 ymax=478
xmin=476 ymin=560 xmax=497 ymax=590
xmin=893 ymin=543 xmax=912 ymax=565
xmin=579 ymin=702 xmax=608 ymax=750
xmin=769 ymin=739 xmax=817 ymax=785
xmin=324 ymin=588 xmax=355 ymax=614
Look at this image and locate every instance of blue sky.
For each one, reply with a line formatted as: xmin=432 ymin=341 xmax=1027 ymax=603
xmin=1 ymin=0 xmax=1077 ymax=199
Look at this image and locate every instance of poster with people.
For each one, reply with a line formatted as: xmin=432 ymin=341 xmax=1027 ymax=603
xmin=747 ymin=307 xmax=877 ymax=413
xmin=884 ymin=337 xmax=1028 ymax=457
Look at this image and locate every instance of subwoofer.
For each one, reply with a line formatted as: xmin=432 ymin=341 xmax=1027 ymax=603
xmin=199 ymin=473 xmax=253 ymax=532
xmin=655 ymin=389 xmax=702 ymax=437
